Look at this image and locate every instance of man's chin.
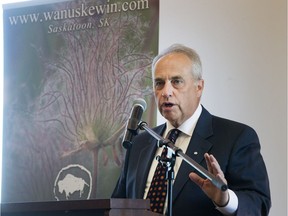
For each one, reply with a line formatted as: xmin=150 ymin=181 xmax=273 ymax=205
xmin=162 ymin=114 xmax=178 ymax=124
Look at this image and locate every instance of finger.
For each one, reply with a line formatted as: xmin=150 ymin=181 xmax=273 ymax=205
xmin=204 ymin=153 xmax=213 ymax=172
xmin=216 ymin=172 xmax=227 ymax=185
xmin=189 ymin=172 xmax=205 ymax=188
xmin=209 ymin=155 xmax=225 ymax=177
xmin=205 ymin=154 xmax=226 ymax=182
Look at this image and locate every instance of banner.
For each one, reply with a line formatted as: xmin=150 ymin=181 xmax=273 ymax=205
xmin=2 ymin=0 xmax=159 ymax=202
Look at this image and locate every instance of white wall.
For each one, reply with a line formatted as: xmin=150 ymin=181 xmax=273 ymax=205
xmin=158 ymin=0 xmax=287 ymax=215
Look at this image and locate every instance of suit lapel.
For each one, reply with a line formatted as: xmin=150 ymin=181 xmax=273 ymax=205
xmin=172 ymin=107 xmax=214 ymax=201
xmin=134 ymin=125 xmax=166 ymax=198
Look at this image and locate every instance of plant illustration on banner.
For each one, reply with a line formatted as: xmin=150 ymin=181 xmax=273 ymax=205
xmin=2 ymin=0 xmax=159 ymax=201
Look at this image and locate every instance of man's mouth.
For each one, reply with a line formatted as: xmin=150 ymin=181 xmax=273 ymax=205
xmin=162 ymin=102 xmax=174 ymax=108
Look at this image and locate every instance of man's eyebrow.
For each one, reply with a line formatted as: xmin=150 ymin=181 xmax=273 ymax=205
xmin=154 ymin=77 xmax=164 ymax=80
xmin=154 ymin=76 xmax=183 ymax=81
xmin=171 ymin=75 xmax=183 ymax=79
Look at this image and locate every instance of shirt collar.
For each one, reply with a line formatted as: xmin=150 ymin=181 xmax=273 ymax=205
xmin=165 ymin=104 xmax=202 ymax=137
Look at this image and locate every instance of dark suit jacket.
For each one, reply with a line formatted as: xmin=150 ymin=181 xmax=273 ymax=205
xmin=112 ymin=106 xmax=271 ymax=216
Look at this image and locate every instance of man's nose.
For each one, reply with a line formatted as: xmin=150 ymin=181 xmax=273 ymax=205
xmin=161 ymin=80 xmax=173 ymax=98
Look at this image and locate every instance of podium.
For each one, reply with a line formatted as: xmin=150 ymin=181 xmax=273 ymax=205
xmin=1 ymin=199 xmax=162 ymax=216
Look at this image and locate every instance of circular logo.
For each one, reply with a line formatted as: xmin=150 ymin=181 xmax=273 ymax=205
xmin=54 ymin=164 xmax=92 ymax=201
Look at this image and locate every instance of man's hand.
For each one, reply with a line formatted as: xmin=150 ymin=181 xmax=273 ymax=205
xmin=189 ymin=153 xmax=229 ymax=207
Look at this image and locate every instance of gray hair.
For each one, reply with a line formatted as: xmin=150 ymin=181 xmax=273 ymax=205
xmin=152 ymin=44 xmax=202 ymax=81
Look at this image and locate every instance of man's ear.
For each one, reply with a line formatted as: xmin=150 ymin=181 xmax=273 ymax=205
xmin=196 ymin=79 xmax=204 ymax=97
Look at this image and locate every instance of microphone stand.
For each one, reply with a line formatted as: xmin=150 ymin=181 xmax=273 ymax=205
xmin=138 ymin=121 xmax=227 ymax=216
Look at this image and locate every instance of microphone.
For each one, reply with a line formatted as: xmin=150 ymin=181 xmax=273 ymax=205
xmin=122 ymin=98 xmax=147 ymax=149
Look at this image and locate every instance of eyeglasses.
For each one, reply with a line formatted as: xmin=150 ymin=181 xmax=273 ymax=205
xmin=154 ymin=78 xmax=185 ymax=90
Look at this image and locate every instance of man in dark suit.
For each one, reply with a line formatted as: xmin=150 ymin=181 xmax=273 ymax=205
xmin=112 ymin=44 xmax=271 ymax=215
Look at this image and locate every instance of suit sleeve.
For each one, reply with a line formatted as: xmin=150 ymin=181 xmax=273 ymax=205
xmin=226 ymin=126 xmax=271 ymax=216
xmin=111 ymin=148 xmax=130 ymax=198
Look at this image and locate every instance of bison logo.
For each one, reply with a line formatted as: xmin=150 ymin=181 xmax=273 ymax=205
xmin=54 ymin=164 xmax=92 ymax=201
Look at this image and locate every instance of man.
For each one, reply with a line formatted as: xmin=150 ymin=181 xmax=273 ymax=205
xmin=112 ymin=44 xmax=271 ymax=215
